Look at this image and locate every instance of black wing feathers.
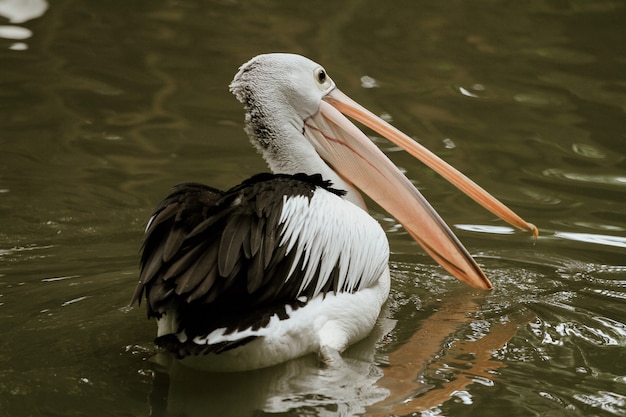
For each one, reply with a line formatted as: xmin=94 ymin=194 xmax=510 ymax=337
xmin=133 ymin=173 xmax=346 ymax=355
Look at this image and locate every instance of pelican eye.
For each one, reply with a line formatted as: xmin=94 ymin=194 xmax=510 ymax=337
xmin=314 ymin=67 xmax=327 ymax=84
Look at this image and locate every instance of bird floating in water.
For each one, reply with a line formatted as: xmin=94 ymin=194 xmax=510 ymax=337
xmin=131 ymin=53 xmax=538 ymax=372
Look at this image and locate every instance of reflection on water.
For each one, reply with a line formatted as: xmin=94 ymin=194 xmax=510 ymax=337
xmin=0 ymin=0 xmax=47 ymax=50
xmin=555 ymin=232 xmax=626 ymax=249
xmin=455 ymin=224 xmax=517 ymax=234
xmin=0 ymin=0 xmax=47 ymax=23
xmin=151 ymin=320 xmax=391 ymax=417
xmin=146 ymin=289 xmax=535 ymax=417
xmin=1 ymin=0 xmax=625 ymax=416
xmin=543 ymin=168 xmax=626 ymax=187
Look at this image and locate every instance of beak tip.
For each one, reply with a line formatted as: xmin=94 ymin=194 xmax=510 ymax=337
xmin=475 ymin=276 xmax=493 ymax=291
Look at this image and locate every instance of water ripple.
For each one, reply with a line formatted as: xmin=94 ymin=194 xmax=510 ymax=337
xmin=542 ymin=168 xmax=626 ymax=187
xmin=454 ymin=224 xmax=516 ymax=235
xmin=573 ymin=391 xmax=626 ymax=416
xmin=554 ymin=232 xmax=626 ymax=249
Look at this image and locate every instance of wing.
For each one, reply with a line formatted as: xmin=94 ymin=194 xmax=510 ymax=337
xmin=132 ymin=173 xmax=389 ymax=355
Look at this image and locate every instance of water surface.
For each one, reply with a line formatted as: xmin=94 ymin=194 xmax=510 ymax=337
xmin=1 ymin=0 xmax=625 ymax=416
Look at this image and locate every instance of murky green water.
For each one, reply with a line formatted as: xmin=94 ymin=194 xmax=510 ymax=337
xmin=1 ymin=0 xmax=625 ymax=416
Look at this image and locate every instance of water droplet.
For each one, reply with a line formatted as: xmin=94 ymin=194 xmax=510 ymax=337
xmin=442 ymin=138 xmax=456 ymax=149
xmin=360 ymin=75 xmax=379 ymax=88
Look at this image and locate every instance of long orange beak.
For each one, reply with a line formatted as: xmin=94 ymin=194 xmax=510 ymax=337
xmin=303 ymin=88 xmax=538 ymax=290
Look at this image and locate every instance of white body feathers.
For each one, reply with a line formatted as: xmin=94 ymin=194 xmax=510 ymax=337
xmin=156 ymin=191 xmax=391 ymax=371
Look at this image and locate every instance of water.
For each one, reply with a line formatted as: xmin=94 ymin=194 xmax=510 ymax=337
xmin=1 ymin=0 xmax=625 ymax=416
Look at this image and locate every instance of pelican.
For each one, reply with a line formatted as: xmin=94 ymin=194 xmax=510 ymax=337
xmin=131 ymin=53 xmax=537 ymax=372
